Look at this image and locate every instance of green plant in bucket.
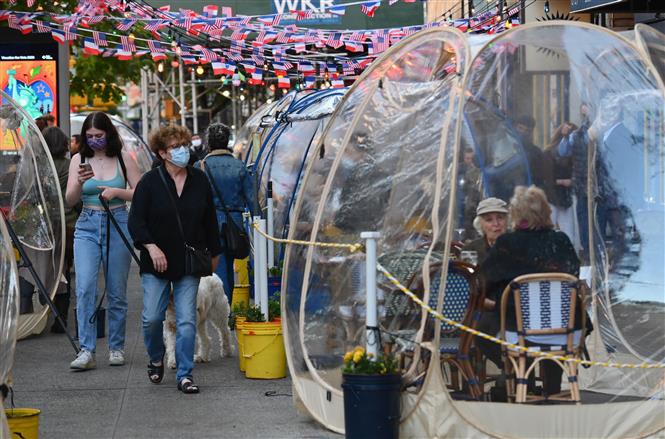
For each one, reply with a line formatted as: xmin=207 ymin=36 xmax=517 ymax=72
xmin=268 ymin=293 xmax=280 ymax=322
xmin=342 ymin=346 xmax=398 ymax=375
xmin=229 ymin=302 xmax=249 ymax=329
xmin=245 ymin=304 xmax=266 ymax=323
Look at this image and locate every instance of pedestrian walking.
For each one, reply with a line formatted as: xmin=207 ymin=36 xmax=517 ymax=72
xmin=42 ymin=126 xmax=80 ymax=333
xmin=65 ymin=112 xmax=141 ymax=370
xmin=195 ymin=123 xmax=256 ymax=304
xmin=129 ymin=125 xmax=221 ymax=394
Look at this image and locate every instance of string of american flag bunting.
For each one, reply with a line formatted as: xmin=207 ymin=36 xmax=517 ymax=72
xmin=0 ymin=0 xmax=524 ymax=88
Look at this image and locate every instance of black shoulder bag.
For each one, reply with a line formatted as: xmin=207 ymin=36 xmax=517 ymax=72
xmin=158 ymin=167 xmax=212 ymax=277
xmin=202 ymin=158 xmax=250 ymax=260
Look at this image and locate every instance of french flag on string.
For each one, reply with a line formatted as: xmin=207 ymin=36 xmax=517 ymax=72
xmin=202 ymin=5 xmax=218 ymax=17
xmin=83 ymin=37 xmax=102 ymax=55
xmin=212 ymin=61 xmax=225 ymax=75
xmin=303 ymin=76 xmax=316 ymax=89
xmin=151 ymin=51 xmax=167 ymax=61
xmin=115 ymin=49 xmax=133 ymax=61
xmin=331 ymin=78 xmax=345 ymax=88
xmin=360 ymin=1 xmax=381 ymax=17
xmin=277 ymin=76 xmax=290 ymax=89
xmin=249 ymin=69 xmax=263 ymax=85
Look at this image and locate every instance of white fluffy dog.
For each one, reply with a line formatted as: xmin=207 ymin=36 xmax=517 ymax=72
xmin=164 ymin=274 xmax=233 ymax=369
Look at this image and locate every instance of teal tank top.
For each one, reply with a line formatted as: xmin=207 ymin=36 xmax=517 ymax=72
xmin=81 ymin=159 xmax=126 ymax=208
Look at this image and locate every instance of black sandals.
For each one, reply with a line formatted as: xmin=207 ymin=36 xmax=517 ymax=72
xmin=177 ymin=378 xmax=200 ymax=394
xmin=147 ymin=354 xmax=165 ymax=384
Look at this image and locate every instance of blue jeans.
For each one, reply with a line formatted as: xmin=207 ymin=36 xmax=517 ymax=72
xmin=73 ymin=207 xmax=131 ymax=353
xmin=141 ymin=273 xmax=200 ymax=382
xmin=215 ymin=251 xmax=234 ymax=304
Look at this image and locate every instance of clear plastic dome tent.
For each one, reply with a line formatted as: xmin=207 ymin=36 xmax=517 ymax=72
xmin=236 ymin=92 xmax=298 ymax=162
xmin=282 ymin=22 xmax=665 ymax=438
xmin=251 ymin=89 xmax=346 ymax=250
xmin=0 ymin=90 xmax=65 ymax=340
xmin=0 ymin=213 xmax=19 ymax=436
xmin=635 ymin=24 xmax=665 ymax=86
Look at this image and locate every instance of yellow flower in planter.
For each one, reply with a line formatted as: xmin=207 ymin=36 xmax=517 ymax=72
xmin=343 ymin=351 xmax=354 ymax=362
xmin=352 ymin=350 xmax=364 ymax=363
xmin=353 ymin=346 xmax=365 ymax=355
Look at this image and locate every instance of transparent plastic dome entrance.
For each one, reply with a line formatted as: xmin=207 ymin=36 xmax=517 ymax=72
xmin=282 ymin=23 xmax=665 ymax=438
xmin=0 ymin=90 xmax=65 ymax=340
xmin=249 ymin=89 xmax=345 ymax=247
xmin=0 ymin=214 xmax=19 ymax=437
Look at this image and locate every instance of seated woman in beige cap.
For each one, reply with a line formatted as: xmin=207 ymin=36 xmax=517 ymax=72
xmin=461 ymin=197 xmax=509 ymax=266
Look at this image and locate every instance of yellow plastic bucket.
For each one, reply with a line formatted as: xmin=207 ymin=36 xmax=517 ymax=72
xmin=6 ymin=408 xmax=40 ymax=439
xmin=242 ymin=322 xmax=286 ymax=379
xmin=231 ymin=285 xmax=250 ymax=310
xmin=235 ymin=316 xmax=247 ymax=372
xmin=234 ymin=258 xmax=249 ymax=284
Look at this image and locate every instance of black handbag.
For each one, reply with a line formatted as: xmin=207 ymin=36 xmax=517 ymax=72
xmin=202 ymin=159 xmax=251 ymax=260
xmin=158 ymin=167 xmax=212 ymax=277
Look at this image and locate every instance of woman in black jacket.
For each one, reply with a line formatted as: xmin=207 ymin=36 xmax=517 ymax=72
xmin=477 ymin=185 xmax=581 ymax=398
xmin=129 ymin=125 xmax=221 ymax=394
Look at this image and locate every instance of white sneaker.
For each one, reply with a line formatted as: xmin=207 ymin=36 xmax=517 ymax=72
xmin=70 ymin=350 xmax=96 ymax=370
xmin=109 ymin=349 xmax=125 ymax=366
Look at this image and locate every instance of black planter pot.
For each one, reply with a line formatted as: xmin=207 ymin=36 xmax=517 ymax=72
xmin=342 ymin=373 xmax=401 ymax=439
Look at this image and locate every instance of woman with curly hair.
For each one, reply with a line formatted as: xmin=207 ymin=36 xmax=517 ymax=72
xmin=129 ymin=125 xmax=221 ymax=394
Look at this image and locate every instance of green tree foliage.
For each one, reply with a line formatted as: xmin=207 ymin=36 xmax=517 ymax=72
xmin=69 ymin=53 xmax=147 ymax=104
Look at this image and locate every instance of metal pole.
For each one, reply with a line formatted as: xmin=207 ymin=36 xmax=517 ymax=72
xmin=252 ymin=216 xmax=261 ymax=310
xmin=232 ymin=84 xmax=238 ymax=135
xmin=258 ymin=219 xmax=269 ymax=320
xmin=178 ymin=59 xmax=186 ymax=127
xmin=266 ymin=181 xmax=274 ymax=269
xmin=141 ymin=68 xmax=149 ymax=142
xmin=152 ymin=72 xmax=161 ymax=135
xmin=190 ymin=68 xmax=199 ymax=134
xmin=360 ymin=231 xmax=380 ymax=359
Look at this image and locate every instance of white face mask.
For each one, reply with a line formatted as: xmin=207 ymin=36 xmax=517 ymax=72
xmin=192 ymin=139 xmax=202 ymax=147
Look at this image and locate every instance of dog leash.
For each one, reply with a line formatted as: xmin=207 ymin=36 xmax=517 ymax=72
xmin=89 ymin=195 xmax=140 ymax=325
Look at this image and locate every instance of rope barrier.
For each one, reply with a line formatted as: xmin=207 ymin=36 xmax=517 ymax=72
xmin=251 ymin=222 xmax=665 ymax=370
xmin=376 ymin=263 xmax=665 ymax=370
xmin=251 ymin=222 xmax=364 ymax=253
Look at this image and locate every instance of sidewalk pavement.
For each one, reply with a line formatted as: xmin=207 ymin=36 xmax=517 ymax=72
xmin=6 ymin=264 xmax=337 ymax=439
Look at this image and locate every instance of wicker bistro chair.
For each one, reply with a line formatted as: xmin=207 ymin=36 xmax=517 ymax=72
xmin=408 ymin=260 xmax=483 ymax=399
xmin=431 ymin=261 xmax=483 ymax=399
xmin=499 ymin=273 xmax=587 ymax=404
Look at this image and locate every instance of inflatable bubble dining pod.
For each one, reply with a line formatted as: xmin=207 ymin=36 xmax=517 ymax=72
xmin=280 ymin=22 xmax=665 ymax=438
xmin=0 ymin=90 xmax=65 ymax=342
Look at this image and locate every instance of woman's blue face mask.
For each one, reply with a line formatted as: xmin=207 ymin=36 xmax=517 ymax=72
xmin=168 ymin=145 xmax=190 ymax=168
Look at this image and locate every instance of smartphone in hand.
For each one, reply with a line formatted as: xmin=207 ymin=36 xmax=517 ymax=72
xmin=79 ymin=163 xmax=93 ymax=173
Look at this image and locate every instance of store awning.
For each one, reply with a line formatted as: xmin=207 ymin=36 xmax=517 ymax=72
xmin=570 ymin=0 xmax=660 ymax=13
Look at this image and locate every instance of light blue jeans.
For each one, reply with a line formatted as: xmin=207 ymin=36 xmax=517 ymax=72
xmin=73 ymin=207 xmax=131 ymax=353
xmin=141 ymin=273 xmax=200 ymax=383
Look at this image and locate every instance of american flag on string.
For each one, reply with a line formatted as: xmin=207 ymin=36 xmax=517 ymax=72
xmin=295 ymin=10 xmax=313 ymax=21
xmin=175 ymin=17 xmax=193 ymax=30
xmin=284 ymin=24 xmax=297 ymax=32
xmin=271 ymin=14 xmax=282 ymax=26
xmin=93 ymin=31 xmax=108 ymax=47
xmin=345 ymin=41 xmax=363 ymax=52
xmin=348 ymin=31 xmax=364 ymax=41
xmin=326 ymin=32 xmax=343 ymax=49
xmin=7 ymin=14 xmax=20 ymax=30
xmin=144 ymin=20 xmax=167 ymax=32
xmin=27 ymin=0 xmax=35 ymax=7
xmin=276 ymin=32 xmax=290 ymax=44
xmin=403 ymin=25 xmax=420 ymax=36
xmin=121 ymin=35 xmax=136 ymax=52
xmin=84 ymin=16 xmax=104 ymax=25
xmin=199 ymin=47 xmax=218 ymax=61
xmin=369 ymin=34 xmax=388 ymax=55
xmin=360 ymin=1 xmax=380 ymax=17
xmin=251 ymin=55 xmax=265 ymax=66
xmin=221 ymin=6 xmax=233 ymax=17
xmin=254 ymin=30 xmax=266 ymax=44
xmin=115 ymin=19 xmax=136 ymax=31
xmin=34 ymin=21 xmax=51 ymax=33
xmin=64 ymin=23 xmax=77 ymax=41
xmin=148 ymin=40 xmax=164 ymax=53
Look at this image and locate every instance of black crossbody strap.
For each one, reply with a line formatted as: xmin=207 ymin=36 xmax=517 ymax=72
xmin=201 ymin=158 xmax=231 ymax=215
xmin=158 ymin=166 xmax=186 ymax=242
